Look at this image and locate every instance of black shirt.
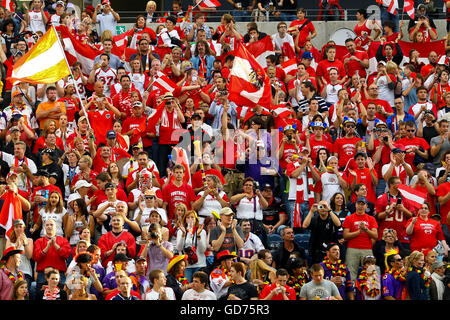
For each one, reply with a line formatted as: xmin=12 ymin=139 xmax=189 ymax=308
xmin=423 ymin=125 xmax=439 ymax=145
xmin=226 ymin=281 xmax=259 ymax=300
xmin=273 ymin=241 xmax=306 ymax=269
xmin=262 ymin=197 xmax=286 ymax=226
xmin=307 ymin=213 xmax=339 ymax=253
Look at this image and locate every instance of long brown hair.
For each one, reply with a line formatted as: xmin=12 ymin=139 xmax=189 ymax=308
xmin=44 ymin=191 xmax=64 ymax=213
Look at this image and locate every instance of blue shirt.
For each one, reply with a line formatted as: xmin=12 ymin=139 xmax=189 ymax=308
xmin=97 ymin=12 xmax=118 ymax=36
xmin=209 ymin=100 xmax=238 ymax=129
xmin=386 ymin=112 xmax=416 ymax=133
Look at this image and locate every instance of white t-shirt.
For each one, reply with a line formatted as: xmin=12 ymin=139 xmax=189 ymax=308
xmin=234 ymin=196 xmax=263 ymax=221
xmin=196 ymin=190 xmax=228 ymax=223
xmin=39 ymin=207 xmax=67 ymax=237
xmin=144 ymin=287 xmax=176 ymax=300
xmin=271 ymin=33 xmax=294 ymax=52
xmin=319 ymin=172 xmax=345 ymax=204
xmin=28 ymin=10 xmax=47 ymax=34
xmin=324 ymin=83 xmax=343 ymax=105
xmin=95 ymin=67 xmax=117 ymax=97
xmin=376 ymin=75 xmax=395 ymax=107
xmin=182 ymin=288 xmax=217 ymax=300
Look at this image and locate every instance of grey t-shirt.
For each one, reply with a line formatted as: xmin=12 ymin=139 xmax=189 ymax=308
xmin=209 ymin=225 xmax=245 ymax=256
xmin=430 ymin=136 xmax=450 ymax=168
xmin=299 ymin=279 xmax=341 ymax=300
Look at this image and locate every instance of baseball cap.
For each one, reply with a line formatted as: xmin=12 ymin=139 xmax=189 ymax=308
xmin=74 ymin=180 xmax=92 ymax=191
xmin=11 ymin=90 xmax=24 ymax=98
xmin=56 ymin=0 xmax=65 ymax=6
xmin=378 ymin=60 xmax=387 ymax=66
xmin=132 ymin=142 xmax=143 ymax=149
xmin=301 ymin=51 xmax=313 ymax=60
xmin=35 ymin=169 xmax=50 ymax=178
xmin=105 ymin=182 xmax=116 ymax=189
xmin=220 ymin=207 xmax=234 ymax=216
xmin=191 ymin=113 xmax=202 ymax=120
xmin=392 ymin=144 xmax=406 ymax=153
xmin=9 ymin=126 xmax=20 ymax=132
xmin=132 ymin=101 xmax=143 ymax=108
xmin=106 ymin=130 xmax=116 ymax=139
xmin=261 ymin=183 xmax=272 ymax=191
xmin=356 ymin=197 xmax=368 ymax=204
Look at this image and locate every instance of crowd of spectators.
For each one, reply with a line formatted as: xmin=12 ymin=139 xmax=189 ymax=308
xmin=0 ymin=0 xmax=449 ymax=301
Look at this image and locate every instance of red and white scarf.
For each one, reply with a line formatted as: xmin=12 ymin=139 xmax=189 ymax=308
xmin=44 ymin=286 xmax=60 ymax=300
xmin=293 ymin=161 xmax=315 ymax=228
xmin=161 ymin=108 xmax=181 ymax=129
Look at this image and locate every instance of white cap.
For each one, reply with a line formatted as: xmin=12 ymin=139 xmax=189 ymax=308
xmin=74 ymin=180 xmax=92 ymax=191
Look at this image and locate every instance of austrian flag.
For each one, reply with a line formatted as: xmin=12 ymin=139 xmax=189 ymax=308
xmin=199 ymin=0 xmax=221 ymax=8
xmin=228 ymin=45 xmax=271 ymax=108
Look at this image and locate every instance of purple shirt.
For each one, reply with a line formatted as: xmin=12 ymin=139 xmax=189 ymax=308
xmin=102 ymin=271 xmax=119 ymax=291
xmin=146 ymin=241 xmax=174 ymax=277
xmin=91 ymin=263 xmax=106 ymax=300
xmin=320 ymin=262 xmax=353 ymax=300
xmin=382 ymin=273 xmax=405 ymax=300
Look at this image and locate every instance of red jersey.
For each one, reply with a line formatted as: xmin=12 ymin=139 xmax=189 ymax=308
xmin=87 ymin=110 xmax=117 ymax=145
xmin=361 ymin=98 xmax=393 ymax=123
xmin=375 ymin=193 xmax=415 ymax=243
xmin=162 ymin=182 xmax=196 ymax=220
xmin=309 ymin=137 xmax=333 ymax=163
xmin=58 ymin=97 xmax=80 ymax=123
xmin=112 ymin=90 xmax=142 ymax=119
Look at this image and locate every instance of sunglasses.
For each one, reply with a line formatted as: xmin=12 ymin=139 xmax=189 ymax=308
xmin=346 ymin=125 xmax=355 ymax=128
xmin=145 ymin=196 xmax=155 ymax=200
xmin=407 ymin=129 xmax=415 ymax=132
xmin=394 ymin=258 xmax=403 ymax=262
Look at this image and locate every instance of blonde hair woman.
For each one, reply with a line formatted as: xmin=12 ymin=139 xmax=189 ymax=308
xmin=405 ymin=251 xmax=430 ymax=300
xmin=249 ymin=258 xmax=276 ymax=291
xmin=31 ymin=191 xmax=68 ymax=238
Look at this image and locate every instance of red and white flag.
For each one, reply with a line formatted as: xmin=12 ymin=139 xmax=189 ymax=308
xmin=56 ymin=25 xmax=100 ymax=75
xmin=154 ymin=71 xmax=180 ymax=94
xmin=403 ymin=0 xmax=415 ymax=19
xmin=246 ymin=36 xmax=275 ymax=69
xmin=0 ymin=191 xmax=23 ymax=240
xmin=199 ymin=0 xmax=221 ymax=8
xmin=281 ymin=58 xmax=298 ymax=76
xmin=113 ymin=31 xmax=129 ymax=56
xmin=387 ymin=0 xmax=398 ymax=15
xmin=2 ymin=0 xmax=14 ymax=12
xmin=228 ymin=44 xmax=272 ymax=109
xmin=171 ymin=147 xmax=191 ymax=185
xmin=398 ymin=184 xmax=426 ymax=210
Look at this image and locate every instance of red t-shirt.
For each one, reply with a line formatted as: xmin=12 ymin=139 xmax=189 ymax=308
xmin=342 ymin=50 xmax=369 ymax=78
xmin=332 ymin=136 xmax=362 ymax=168
xmin=162 ymin=182 xmax=196 ymax=220
xmin=348 ymin=167 xmax=378 ymax=204
xmin=406 ymin=216 xmax=444 ymax=252
xmin=361 ymin=98 xmax=393 ymax=123
xmin=309 ymin=137 xmax=333 ymax=163
xmin=342 ymin=212 xmax=378 ymax=249
xmin=289 ymin=18 xmax=316 ymax=48
xmin=158 ymin=110 xmax=183 ymax=145
xmin=316 ymin=59 xmax=346 ymax=83
xmin=260 ymin=283 xmax=296 ymax=300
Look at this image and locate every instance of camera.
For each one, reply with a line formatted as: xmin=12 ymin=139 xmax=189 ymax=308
xmin=219 ymin=90 xmax=228 ymax=96
xmin=383 ymin=136 xmax=389 ymax=142
xmin=317 ymin=204 xmax=324 ymax=210
xmin=253 ymin=181 xmax=259 ymax=190
xmin=396 ymin=197 xmax=402 ymax=205
xmin=150 ymin=231 xmax=158 ymax=239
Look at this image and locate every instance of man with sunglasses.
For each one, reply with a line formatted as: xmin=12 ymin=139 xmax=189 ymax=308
xmin=332 ymin=117 xmax=362 ymax=170
xmin=382 ymin=253 xmax=407 ymax=300
xmin=397 ymin=120 xmax=430 ymax=171
xmin=387 ymin=97 xmax=416 ymax=135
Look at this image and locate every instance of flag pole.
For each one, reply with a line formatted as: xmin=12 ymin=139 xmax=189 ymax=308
xmin=51 ymin=25 xmax=94 ymax=132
